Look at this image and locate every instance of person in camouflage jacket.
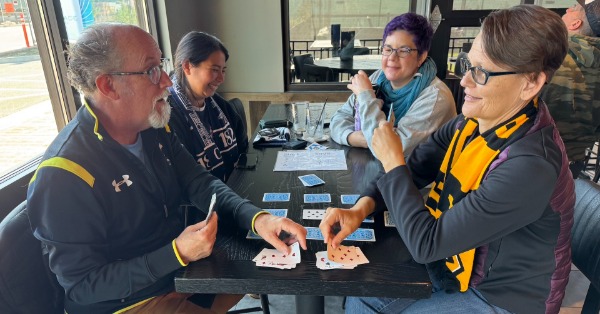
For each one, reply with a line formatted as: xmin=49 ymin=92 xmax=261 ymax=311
xmin=542 ymin=0 xmax=600 ymax=177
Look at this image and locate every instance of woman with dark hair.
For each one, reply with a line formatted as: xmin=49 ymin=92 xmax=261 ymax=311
xmin=321 ymin=5 xmax=574 ymax=313
xmin=330 ymin=13 xmax=456 ymax=156
xmin=167 ymin=31 xmax=247 ymax=182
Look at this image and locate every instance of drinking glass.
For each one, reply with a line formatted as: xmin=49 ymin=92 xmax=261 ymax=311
xmin=292 ymin=101 xmax=308 ymax=135
xmin=307 ymin=103 xmax=325 ymax=139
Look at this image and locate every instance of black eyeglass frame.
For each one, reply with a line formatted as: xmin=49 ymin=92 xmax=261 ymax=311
xmin=459 ymin=57 xmax=519 ymax=85
xmin=108 ymin=58 xmax=169 ymax=85
xmin=381 ymin=45 xmax=418 ymax=58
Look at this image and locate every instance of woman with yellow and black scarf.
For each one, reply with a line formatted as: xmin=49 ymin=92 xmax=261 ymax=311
xmin=320 ymin=5 xmax=575 ymax=314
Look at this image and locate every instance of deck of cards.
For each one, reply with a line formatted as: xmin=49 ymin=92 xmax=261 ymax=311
xmin=252 ymin=242 xmax=301 ymax=269
xmin=316 ymin=244 xmax=369 ymax=270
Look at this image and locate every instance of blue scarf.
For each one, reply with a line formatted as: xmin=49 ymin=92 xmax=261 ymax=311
xmin=376 ymin=57 xmax=437 ymax=126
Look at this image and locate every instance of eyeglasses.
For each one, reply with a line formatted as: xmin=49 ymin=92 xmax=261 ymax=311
xmin=108 ymin=58 xmax=169 ymax=85
xmin=381 ymin=45 xmax=418 ymax=58
xmin=458 ymin=57 xmax=518 ymax=85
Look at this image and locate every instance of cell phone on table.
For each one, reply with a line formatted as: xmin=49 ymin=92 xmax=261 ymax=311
xmin=236 ymin=153 xmax=258 ymax=169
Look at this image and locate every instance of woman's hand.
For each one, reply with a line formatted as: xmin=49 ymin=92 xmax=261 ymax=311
xmin=319 ymin=197 xmax=375 ymax=248
xmin=347 ymin=70 xmax=373 ymax=96
xmin=348 ymin=131 xmax=368 ymax=148
xmin=372 ymin=121 xmax=406 ymax=172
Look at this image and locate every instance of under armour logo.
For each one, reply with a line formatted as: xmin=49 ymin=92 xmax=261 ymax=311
xmin=112 ymin=175 xmax=133 ymax=192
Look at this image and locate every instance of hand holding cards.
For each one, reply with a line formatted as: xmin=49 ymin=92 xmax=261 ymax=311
xmin=253 ymin=242 xmax=301 ymax=269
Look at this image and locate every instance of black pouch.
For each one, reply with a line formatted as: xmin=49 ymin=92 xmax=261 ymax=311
xmin=259 ymin=119 xmax=293 ymax=129
xmin=283 ymin=140 xmax=307 ymax=150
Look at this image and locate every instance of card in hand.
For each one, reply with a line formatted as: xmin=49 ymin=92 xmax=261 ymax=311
xmin=263 ymin=193 xmax=291 ymax=202
xmin=384 ymin=211 xmax=396 ymax=227
xmin=298 ymin=174 xmax=325 ymax=187
xmin=204 ymin=193 xmax=216 ymax=222
xmin=304 ymin=193 xmax=331 ymax=203
xmin=340 ymin=194 xmax=360 ymax=205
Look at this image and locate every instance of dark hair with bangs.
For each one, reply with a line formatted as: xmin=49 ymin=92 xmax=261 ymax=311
xmin=480 ymin=4 xmax=568 ymax=82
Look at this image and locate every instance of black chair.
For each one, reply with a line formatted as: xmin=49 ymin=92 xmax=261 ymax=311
xmin=572 ymin=179 xmax=600 ymax=314
xmin=229 ymin=97 xmax=248 ymax=140
xmin=303 ymin=64 xmax=335 ymax=82
xmin=292 ymin=54 xmax=314 ymax=82
xmin=580 ymin=140 xmax=600 ymax=182
xmin=0 ymin=201 xmax=64 ymax=313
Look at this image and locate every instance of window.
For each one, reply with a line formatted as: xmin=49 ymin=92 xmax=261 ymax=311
xmin=0 ymin=0 xmax=155 ymax=180
xmin=285 ymin=0 xmax=412 ymax=90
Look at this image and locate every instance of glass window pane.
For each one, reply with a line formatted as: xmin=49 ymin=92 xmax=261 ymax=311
xmin=452 ymin=0 xmax=521 ymax=10
xmin=536 ymin=0 xmax=572 ymax=9
xmin=0 ymin=2 xmax=56 ymax=176
xmin=448 ymin=26 xmax=479 ymax=74
xmin=289 ymin=0 xmax=409 ymax=83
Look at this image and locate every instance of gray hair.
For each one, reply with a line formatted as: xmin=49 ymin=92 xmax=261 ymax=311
xmin=66 ymin=23 xmax=124 ymax=95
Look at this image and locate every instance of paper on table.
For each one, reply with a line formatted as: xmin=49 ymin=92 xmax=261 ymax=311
xmin=273 ymin=150 xmax=347 ymax=171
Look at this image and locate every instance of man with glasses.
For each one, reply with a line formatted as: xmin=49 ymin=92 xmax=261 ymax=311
xmin=27 ymin=23 xmax=307 ymax=313
xmin=541 ymin=0 xmax=600 ymax=178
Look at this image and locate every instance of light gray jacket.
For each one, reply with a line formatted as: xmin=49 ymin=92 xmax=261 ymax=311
xmin=330 ymin=69 xmax=456 ymax=156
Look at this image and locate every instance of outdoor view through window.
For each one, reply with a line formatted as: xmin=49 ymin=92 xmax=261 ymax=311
xmin=0 ymin=0 xmax=146 ymax=178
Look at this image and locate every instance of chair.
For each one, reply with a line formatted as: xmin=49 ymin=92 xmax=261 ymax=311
xmin=228 ymin=295 xmax=270 ymax=314
xmin=0 ymin=201 xmax=64 ymax=313
xmin=352 ymin=47 xmax=370 ymax=55
xmin=580 ymin=140 xmax=600 ymax=182
xmin=572 ymin=179 xmax=600 ymax=314
xmin=229 ymin=97 xmax=248 ymax=140
xmin=292 ymin=54 xmax=314 ymax=82
xmin=303 ymin=64 xmax=335 ymax=82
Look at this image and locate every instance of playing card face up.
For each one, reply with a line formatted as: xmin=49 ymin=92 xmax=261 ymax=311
xmin=305 ymin=227 xmax=376 ymax=242
xmin=298 ymin=174 xmax=325 ymax=187
xmin=306 ymin=142 xmax=328 ymax=150
xmin=315 ymin=251 xmax=356 ymax=270
xmin=263 ymin=193 xmax=291 ymax=202
xmin=302 ymin=209 xmax=373 ymax=223
xmin=327 ymin=244 xmax=369 ymax=265
xmin=384 ymin=211 xmax=396 ymax=227
xmin=304 ymin=193 xmax=331 ymax=203
xmin=253 ymin=242 xmax=301 ymax=269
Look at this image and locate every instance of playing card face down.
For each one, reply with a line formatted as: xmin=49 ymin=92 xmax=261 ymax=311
xmin=298 ymin=174 xmax=325 ymax=187
xmin=263 ymin=193 xmax=291 ymax=202
xmin=340 ymin=194 xmax=360 ymax=205
xmin=384 ymin=211 xmax=396 ymax=227
xmin=304 ymin=193 xmax=331 ymax=203
xmin=305 ymin=227 xmax=376 ymax=242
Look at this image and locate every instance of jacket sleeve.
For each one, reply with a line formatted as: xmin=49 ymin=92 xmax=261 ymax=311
xmin=27 ymin=168 xmax=184 ymax=305
xmin=360 ymin=78 xmax=456 ymax=157
xmin=167 ymin=129 xmax=261 ymax=230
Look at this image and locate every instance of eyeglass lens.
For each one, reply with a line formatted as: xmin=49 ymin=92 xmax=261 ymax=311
xmin=382 ymin=46 xmax=412 ymax=58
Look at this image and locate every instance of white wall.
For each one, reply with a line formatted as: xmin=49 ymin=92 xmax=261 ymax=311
xmin=160 ymin=0 xmax=284 ymax=93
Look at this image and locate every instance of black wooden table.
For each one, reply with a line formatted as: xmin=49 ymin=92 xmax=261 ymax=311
xmin=174 ymin=104 xmax=431 ymax=314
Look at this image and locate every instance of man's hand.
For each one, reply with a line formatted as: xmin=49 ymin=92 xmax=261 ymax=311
xmin=174 ymin=212 xmax=218 ymax=264
xmin=254 ymin=214 xmax=307 ymax=254
xmin=348 ymin=131 xmax=368 ymax=148
xmin=372 ymin=121 xmax=406 ymax=172
xmin=347 ymin=70 xmax=373 ymax=95
xmin=319 ymin=197 xmax=375 ymax=249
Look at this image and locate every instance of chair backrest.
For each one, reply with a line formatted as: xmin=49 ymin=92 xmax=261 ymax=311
xmin=352 ymin=47 xmax=370 ymax=55
xmin=228 ymin=97 xmax=248 ymax=140
xmin=572 ymin=179 xmax=600 ymax=313
xmin=303 ymin=64 xmax=335 ymax=82
xmin=292 ymin=54 xmax=314 ymax=81
xmin=0 ymin=201 xmax=64 ymax=313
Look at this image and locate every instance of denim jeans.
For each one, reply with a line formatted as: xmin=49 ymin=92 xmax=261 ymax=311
xmin=345 ymin=288 xmax=512 ymax=314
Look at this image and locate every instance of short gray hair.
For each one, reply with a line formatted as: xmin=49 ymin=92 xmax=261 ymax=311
xmin=66 ymin=23 xmax=123 ymax=95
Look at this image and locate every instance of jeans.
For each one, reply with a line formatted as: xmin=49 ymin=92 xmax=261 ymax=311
xmin=345 ymin=288 xmax=512 ymax=314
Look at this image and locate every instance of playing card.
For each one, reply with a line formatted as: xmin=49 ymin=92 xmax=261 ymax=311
xmin=302 ymin=209 xmax=373 ymax=223
xmin=298 ymin=174 xmax=325 ymax=187
xmin=327 ymin=244 xmax=369 ymax=265
xmin=315 ymin=251 xmax=356 ymax=270
xmin=246 ymin=230 xmax=263 ymax=239
xmin=304 ymin=193 xmax=331 ymax=203
xmin=341 ymin=194 xmax=360 ymax=205
xmin=387 ymin=106 xmax=396 ymax=125
xmin=253 ymin=243 xmax=301 ymax=269
xmin=306 ymin=142 xmax=328 ymax=150
xmin=265 ymin=208 xmax=288 ymax=217
xmin=203 ymin=193 xmax=217 ymax=222
xmin=303 ymin=209 xmax=325 ymax=220
xmin=263 ymin=193 xmax=291 ymax=202
xmin=305 ymin=227 xmax=376 ymax=242
xmin=384 ymin=211 xmax=396 ymax=227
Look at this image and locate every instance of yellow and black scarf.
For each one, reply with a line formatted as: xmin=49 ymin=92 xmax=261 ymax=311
xmin=425 ymin=100 xmax=538 ymax=292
